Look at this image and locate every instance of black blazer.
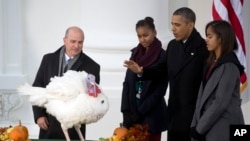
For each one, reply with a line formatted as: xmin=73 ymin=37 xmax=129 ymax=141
xmin=121 ymin=49 xmax=168 ymax=134
xmin=32 ymin=46 xmax=100 ymax=139
xmin=143 ymin=29 xmax=208 ymax=134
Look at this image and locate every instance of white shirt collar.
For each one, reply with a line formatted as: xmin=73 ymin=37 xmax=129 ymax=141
xmin=182 ymin=39 xmax=187 ymax=44
xmin=65 ymin=53 xmax=73 ymax=62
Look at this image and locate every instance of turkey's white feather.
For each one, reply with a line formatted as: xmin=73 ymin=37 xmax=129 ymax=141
xmin=17 ymin=70 xmax=109 ymax=130
xmin=18 ymin=83 xmax=48 ymax=106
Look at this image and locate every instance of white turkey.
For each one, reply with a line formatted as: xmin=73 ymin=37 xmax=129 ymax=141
xmin=17 ymin=70 xmax=109 ymax=141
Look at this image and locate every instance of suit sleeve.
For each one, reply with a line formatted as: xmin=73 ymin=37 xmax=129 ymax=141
xmin=138 ymin=51 xmax=168 ymax=115
xmin=142 ymin=51 xmax=168 ymax=81
xmin=196 ymin=63 xmax=240 ymax=134
xmin=94 ymin=64 xmax=100 ymax=84
xmin=81 ymin=53 xmax=101 ymax=84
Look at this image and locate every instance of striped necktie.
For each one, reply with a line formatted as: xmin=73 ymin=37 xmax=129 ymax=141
xmin=64 ymin=58 xmax=72 ymax=72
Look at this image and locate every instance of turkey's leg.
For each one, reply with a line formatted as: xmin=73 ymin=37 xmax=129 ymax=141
xmin=62 ymin=128 xmax=71 ymax=141
xmin=74 ymin=124 xmax=85 ymax=141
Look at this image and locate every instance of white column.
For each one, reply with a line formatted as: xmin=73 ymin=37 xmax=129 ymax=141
xmin=0 ymin=0 xmax=32 ymax=137
xmin=0 ymin=0 xmax=26 ymax=89
xmin=0 ymin=0 xmax=4 ymax=75
xmin=81 ymin=0 xmax=170 ymax=51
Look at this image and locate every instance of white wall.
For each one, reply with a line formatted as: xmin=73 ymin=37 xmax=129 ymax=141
xmin=0 ymin=0 xmax=249 ymax=141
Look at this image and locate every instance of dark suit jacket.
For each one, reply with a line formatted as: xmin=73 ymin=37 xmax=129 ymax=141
xmin=121 ymin=49 xmax=168 ymax=134
xmin=32 ymin=46 xmax=100 ymax=139
xmin=143 ymin=29 xmax=208 ymax=139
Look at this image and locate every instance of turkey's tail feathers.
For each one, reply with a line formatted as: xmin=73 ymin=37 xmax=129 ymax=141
xmin=17 ymin=83 xmax=47 ymax=107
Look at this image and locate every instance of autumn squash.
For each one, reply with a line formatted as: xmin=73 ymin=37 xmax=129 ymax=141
xmin=112 ymin=123 xmax=128 ymax=141
xmin=8 ymin=120 xmax=29 ymax=141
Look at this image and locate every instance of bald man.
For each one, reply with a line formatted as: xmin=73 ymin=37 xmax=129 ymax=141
xmin=32 ymin=26 xmax=100 ymax=139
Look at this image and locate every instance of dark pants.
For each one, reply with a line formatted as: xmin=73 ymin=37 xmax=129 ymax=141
xmin=167 ymin=130 xmax=191 ymax=141
xmin=149 ymin=132 xmax=161 ymax=141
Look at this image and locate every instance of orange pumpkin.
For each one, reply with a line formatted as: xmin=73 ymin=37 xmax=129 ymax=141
xmin=8 ymin=120 xmax=29 ymax=141
xmin=112 ymin=123 xmax=128 ymax=141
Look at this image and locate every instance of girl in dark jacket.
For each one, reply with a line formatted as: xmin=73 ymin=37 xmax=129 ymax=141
xmin=121 ymin=17 xmax=168 ymax=141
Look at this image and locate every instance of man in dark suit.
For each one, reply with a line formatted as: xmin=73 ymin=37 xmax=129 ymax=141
xmin=124 ymin=7 xmax=208 ymax=141
xmin=32 ymin=26 xmax=100 ymax=139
